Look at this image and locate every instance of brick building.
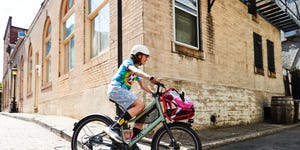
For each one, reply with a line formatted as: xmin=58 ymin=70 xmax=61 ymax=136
xmin=2 ymin=16 xmax=27 ymax=112
xmin=2 ymin=0 xmax=300 ymax=128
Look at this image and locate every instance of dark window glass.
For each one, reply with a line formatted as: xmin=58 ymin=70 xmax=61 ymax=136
xmin=267 ymin=40 xmax=275 ymax=72
xmin=253 ymin=33 xmax=263 ymax=68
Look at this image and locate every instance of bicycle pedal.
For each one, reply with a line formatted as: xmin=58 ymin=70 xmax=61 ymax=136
xmin=90 ymin=134 xmax=103 ymax=144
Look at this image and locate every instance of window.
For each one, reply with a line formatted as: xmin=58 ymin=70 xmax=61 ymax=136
xmin=67 ymin=37 xmax=75 ymax=69
xmin=43 ymin=17 xmax=52 ymax=83
xmin=174 ymin=0 xmax=199 ymax=49
xmin=87 ymin=0 xmax=110 ymax=59
xmin=253 ymin=32 xmax=264 ymax=75
xmin=267 ymin=40 xmax=276 ymax=77
xmin=27 ymin=44 xmax=33 ymax=94
xmin=240 ymin=0 xmax=257 ymax=16
xmin=60 ymin=0 xmax=75 ymax=75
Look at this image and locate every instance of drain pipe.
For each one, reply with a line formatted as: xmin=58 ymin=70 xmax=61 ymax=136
xmin=117 ymin=0 xmax=122 ymax=67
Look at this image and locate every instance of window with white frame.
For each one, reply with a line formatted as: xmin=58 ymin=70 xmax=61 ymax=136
xmin=88 ymin=0 xmax=110 ymax=59
xmin=43 ymin=17 xmax=52 ymax=83
xmin=174 ymin=0 xmax=199 ymax=49
xmin=60 ymin=0 xmax=75 ymax=75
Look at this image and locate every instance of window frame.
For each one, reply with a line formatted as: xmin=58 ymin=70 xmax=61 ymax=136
xmin=172 ymin=0 xmax=204 ymax=59
xmin=60 ymin=0 xmax=75 ymax=76
xmin=267 ymin=39 xmax=276 ymax=78
xmin=43 ymin=17 xmax=52 ymax=84
xmin=173 ymin=0 xmax=199 ymax=50
xmin=253 ymin=32 xmax=264 ymax=75
xmin=85 ymin=0 xmax=110 ymax=62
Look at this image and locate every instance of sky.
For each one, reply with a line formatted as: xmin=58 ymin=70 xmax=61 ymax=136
xmin=0 ymin=0 xmax=44 ymax=81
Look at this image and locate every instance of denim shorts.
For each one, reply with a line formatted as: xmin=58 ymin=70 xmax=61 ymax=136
xmin=107 ymin=85 xmax=138 ymax=110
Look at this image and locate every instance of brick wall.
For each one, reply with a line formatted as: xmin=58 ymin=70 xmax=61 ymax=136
xmin=142 ymin=0 xmax=284 ymax=127
xmin=5 ymin=0 xmax=285 ymax=128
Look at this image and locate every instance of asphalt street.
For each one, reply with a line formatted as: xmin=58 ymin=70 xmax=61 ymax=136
xmin=213 ymin=126 xmax=300 ymax=150
xmin=0 ymin=115 xmax=70 ymax=150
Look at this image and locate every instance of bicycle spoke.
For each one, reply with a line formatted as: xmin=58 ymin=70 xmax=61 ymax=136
xmin=152 ymin=123 xmax=202 ymax=150
xmin=71 ymin=115 xmax=114 ymax=150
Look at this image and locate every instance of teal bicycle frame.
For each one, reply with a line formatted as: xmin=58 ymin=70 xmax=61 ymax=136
xmin=71 ymin=83 xmax=199 ymax=150
xmin=120 ymin=86 xmax=168 ymax=148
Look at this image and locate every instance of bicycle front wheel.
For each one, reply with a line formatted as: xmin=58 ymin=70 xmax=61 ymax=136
xmin=151 ymin=122 xmax=202 ymax=150
xmin=71 ymin=114 xmax=115 ymax=150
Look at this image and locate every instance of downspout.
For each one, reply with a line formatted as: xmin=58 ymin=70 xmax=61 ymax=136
xmin=117 ymin=0 xmax=122 ymax=67
xmin=208 ymin=0 xmax=215 ymax=13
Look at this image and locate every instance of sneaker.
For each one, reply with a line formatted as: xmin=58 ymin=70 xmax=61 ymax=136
xmin=103 ymin=127 xmax=122 ymax=143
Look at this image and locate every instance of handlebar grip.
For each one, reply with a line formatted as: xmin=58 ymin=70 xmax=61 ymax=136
xmin=154 ymin=82 xmax=165 ymax=96
xmin=156 ymin=82 xmax=165 ymax=88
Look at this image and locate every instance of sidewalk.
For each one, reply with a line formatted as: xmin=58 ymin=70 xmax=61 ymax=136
xmin=0 ymin=112 xmax=77 ymax=143
xmin=1 ymin=112 xmax=300 ymax=150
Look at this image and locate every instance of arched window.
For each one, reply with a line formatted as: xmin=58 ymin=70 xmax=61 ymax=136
xmin=87 ymin=0 xmax=110 ymax=59
xmin=43 ymin=17 xmax=52 ymax=83
xmin=27 ymin=44 xmax=33 ymax=94
xmin=60 ymin=0 xmax=75 ymax=75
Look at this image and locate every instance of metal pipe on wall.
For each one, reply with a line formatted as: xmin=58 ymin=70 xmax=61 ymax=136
xmin=117 ymin=0 xmax=122 ymax=67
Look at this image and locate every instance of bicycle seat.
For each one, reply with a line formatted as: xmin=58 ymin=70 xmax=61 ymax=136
xmin=109 ymin=99 xmax=126 ymax=117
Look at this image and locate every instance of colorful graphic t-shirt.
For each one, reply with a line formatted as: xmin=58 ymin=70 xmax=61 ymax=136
xmin=111 ymin=58 xmax=142 ymax=90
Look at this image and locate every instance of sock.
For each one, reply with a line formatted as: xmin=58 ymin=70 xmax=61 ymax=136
xmin=111 ymin=112 xmax=132 ymax=128
xmin=132 ymin=127 xmax=142 ymax=139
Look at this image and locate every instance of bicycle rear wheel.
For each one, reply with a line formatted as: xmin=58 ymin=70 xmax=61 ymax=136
xmin=151 ymin=122 xmax=202 ymax=150
xmin=71 ymin=115 xmax=116 ymax=150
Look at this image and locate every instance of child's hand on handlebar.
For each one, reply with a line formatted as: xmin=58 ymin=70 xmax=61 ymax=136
xmin=149 ymin=76 xmax=159 ymax=84
xmin=152 ymin=82 xmax=164 ymax=97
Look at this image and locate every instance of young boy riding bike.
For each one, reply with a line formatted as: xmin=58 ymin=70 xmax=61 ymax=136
xmin=104 ymin=44 xmax=159 ymax=145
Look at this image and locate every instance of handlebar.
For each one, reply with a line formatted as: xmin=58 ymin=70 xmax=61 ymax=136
xmin=156 ymin=82 xmax=165 ymax=88
xmin=154 ymin=82 xmax=165 ymax=97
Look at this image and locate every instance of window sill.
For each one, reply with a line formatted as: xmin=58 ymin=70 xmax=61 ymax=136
xmin=59 ymin=73 xmax=69 ymax=82
xmin=27 ymin=92 xmax=33 ymax=98
xmin=172 ymin=42 xmax=205 ymax=60
xmin=254 ymin=67 xmax=264 ymax=76
xmin=41 ymin=81 xmax=52 ymax=92
xmin=84 ymin=49 xmax=110 ymax=69
xmin=268 ymin=71 xmax=276 ymax=78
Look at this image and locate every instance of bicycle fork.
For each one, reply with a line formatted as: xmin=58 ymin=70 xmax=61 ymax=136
xmin=162 ymin=121 xmax=180 ymax=149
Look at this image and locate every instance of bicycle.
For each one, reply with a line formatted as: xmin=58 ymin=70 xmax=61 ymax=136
xmin=71 ymin=83 xmax=202 ymax=150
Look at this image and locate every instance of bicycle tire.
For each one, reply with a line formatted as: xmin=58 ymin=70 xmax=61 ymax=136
xmin=71 ymin=114 xmax=116 ymax=150
xmin=151 ymin=122 xmax=202 ymax=150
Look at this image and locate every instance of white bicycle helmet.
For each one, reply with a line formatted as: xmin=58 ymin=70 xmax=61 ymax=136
xmin=130 ymin=44 xmax=150 ymax=56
